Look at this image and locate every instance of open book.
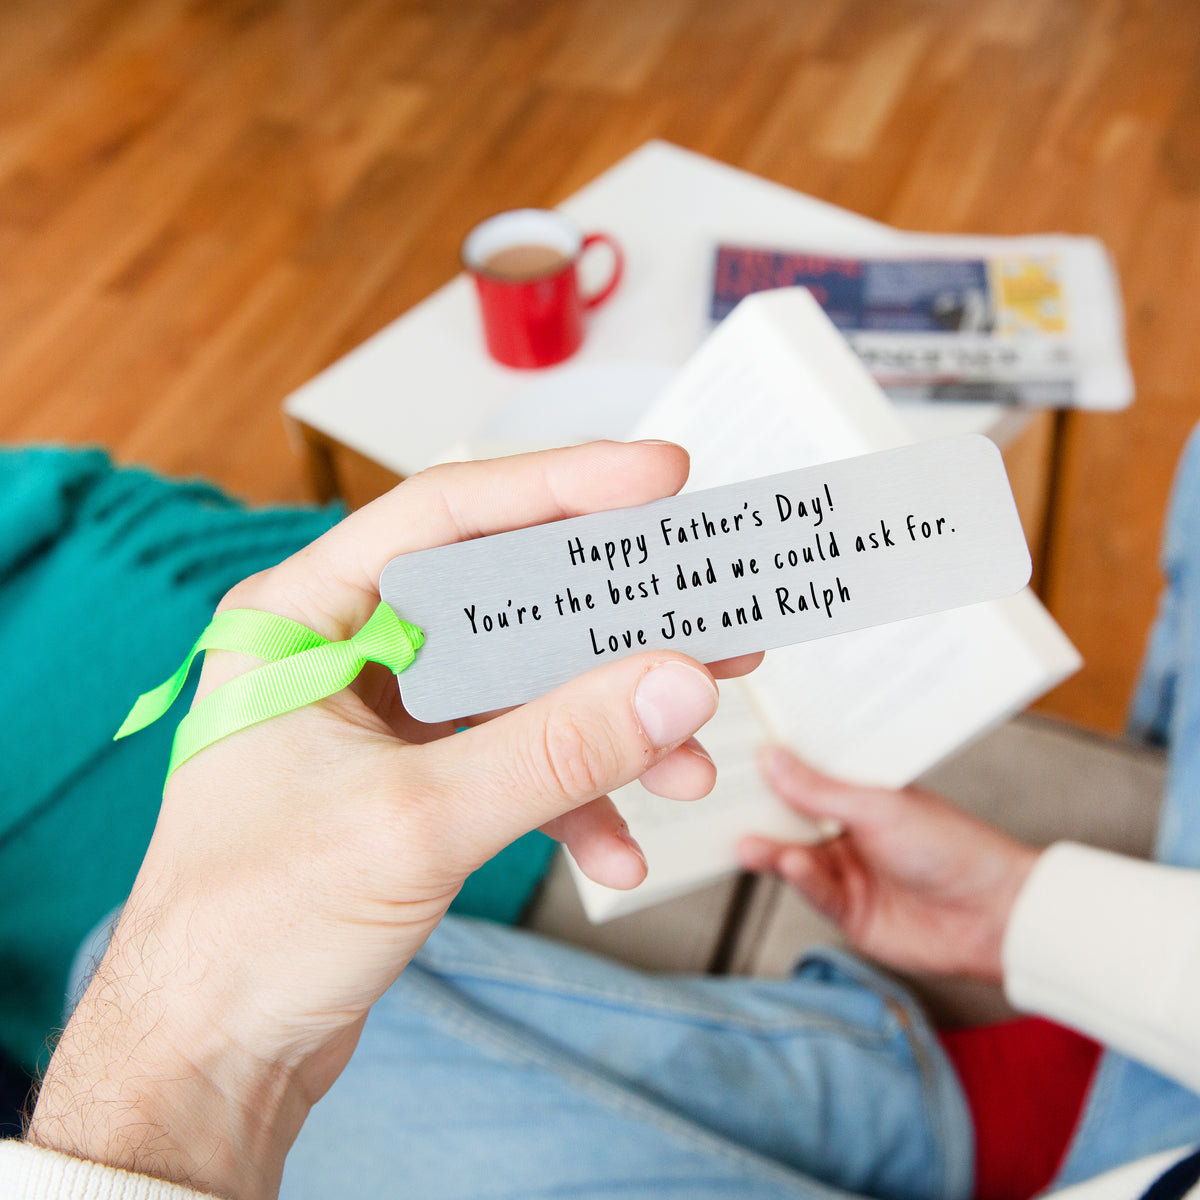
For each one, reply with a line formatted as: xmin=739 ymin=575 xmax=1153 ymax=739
xmin=569 ymin=288 xmax=1081 ymax=921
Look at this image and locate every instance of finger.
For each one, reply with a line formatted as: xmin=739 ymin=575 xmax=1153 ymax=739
xmin=738 ymin=835 xmax=847 ymax=924
xmin=225 ymin=441 xmax=690 ymax=637
xmin=541 ymin=796 xmax=647 ymax=890
xmin=707 ymin=651 xmax=764 ymax=679
xmin=737 ymin=834 xmax=790 ymax=875
xmin=637 ymin=738 xmax=715 ymax=799
xmin=758 ymin=745 xmax=895 ymax=827
xmin=417 ymin=653 xmax=719 ymax=866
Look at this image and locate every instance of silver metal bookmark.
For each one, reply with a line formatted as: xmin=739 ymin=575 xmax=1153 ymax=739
xmin=380 ymin=434 xmax=1031 ymax=723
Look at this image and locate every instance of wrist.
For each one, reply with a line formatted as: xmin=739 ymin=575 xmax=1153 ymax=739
xmin=28 ymin=929 xmax=308 ymax=1200
xmin=970 ymin=843 xmax=1041 ymax=982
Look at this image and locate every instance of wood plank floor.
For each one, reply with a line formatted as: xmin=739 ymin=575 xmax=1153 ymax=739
xmin=2 ymin=0 xmax=1198 ymax=732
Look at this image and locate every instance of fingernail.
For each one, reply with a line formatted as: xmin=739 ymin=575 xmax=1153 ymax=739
xmin=634 ymin=663 xmax=718 ymax=749
xmin=616 ymin=822 xmax=647 ymax=868
xmin=634 ymin=438 xmax=677 ymax=446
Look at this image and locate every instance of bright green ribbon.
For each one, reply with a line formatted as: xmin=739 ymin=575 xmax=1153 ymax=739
xmin=115 ymin=603 xmax=424 ymax=778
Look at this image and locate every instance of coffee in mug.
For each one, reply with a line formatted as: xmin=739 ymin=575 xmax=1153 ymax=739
xmin=462 ymin=209 xmax=623 ymax=368
xmin=481 ymin=243 xmax=571 ymax=280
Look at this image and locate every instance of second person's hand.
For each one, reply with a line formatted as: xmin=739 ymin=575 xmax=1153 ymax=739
xmin=739 ymin=747 xmax=1040 ymax=982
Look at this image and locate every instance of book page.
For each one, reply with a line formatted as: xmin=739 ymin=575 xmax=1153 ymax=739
xmin=634 ymin=290 xmax=911 ymax=482
xmin=752 ymin=601 xmax=1076 ymax=788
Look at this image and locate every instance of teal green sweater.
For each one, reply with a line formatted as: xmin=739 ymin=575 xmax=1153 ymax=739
xmin=0 ymin=449 xmax=552 ymax=1073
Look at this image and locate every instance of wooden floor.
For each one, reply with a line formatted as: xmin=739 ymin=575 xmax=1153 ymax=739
xmin=2 ymin=0 xmax=1198 ymax=732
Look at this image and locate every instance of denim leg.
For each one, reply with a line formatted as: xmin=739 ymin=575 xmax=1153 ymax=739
xmin=282 ymin=917 xmax=972 ymax=1200
xmin=1053 ymin=425 xmax=1200 ymax=1189
xmin=1052 ymin=1054 xmax=1200 ymax=1190
xmin=1129 ymin=421 xmax=1200 ymax=869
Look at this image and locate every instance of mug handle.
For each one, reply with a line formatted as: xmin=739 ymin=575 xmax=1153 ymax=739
xmin=580 ymin=233 xmax=624 ymax=311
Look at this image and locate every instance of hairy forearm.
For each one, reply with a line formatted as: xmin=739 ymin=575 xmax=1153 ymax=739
xmin=26 ymin=920 xmax=305 ymax=1200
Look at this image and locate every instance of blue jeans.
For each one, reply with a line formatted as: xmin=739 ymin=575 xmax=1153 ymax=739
xmin=283 ymin=929 xmax=972 ymax=1200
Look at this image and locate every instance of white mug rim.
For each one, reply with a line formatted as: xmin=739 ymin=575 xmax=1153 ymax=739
xmin=462 ymin=208 xmax=583 ymax=281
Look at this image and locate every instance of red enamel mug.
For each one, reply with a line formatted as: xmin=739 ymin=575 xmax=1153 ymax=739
xmin=462 ymin=209 xmax=624 ymax=369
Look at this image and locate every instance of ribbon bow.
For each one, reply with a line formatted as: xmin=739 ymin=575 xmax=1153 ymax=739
xmin=115 ymin=603 xmax=424 ymax=779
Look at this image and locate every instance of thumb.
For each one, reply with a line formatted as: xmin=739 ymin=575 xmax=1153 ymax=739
xmin=416 ymin=653 xmax=719 ymax=870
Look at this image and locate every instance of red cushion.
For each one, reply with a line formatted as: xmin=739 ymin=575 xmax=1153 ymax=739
xmin=939 ymin=1017 xmax=1101 ymax=1200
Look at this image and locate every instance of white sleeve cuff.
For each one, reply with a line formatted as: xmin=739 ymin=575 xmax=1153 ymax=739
xmin=0 ymin=1140 xmax=210 ymax=1200
xmin=1002 ymin=842 xmax=1200 ymax=1092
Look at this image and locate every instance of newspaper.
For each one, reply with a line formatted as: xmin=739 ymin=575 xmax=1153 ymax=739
xmin=711 ymin=233 xmax=1133 ymax=410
